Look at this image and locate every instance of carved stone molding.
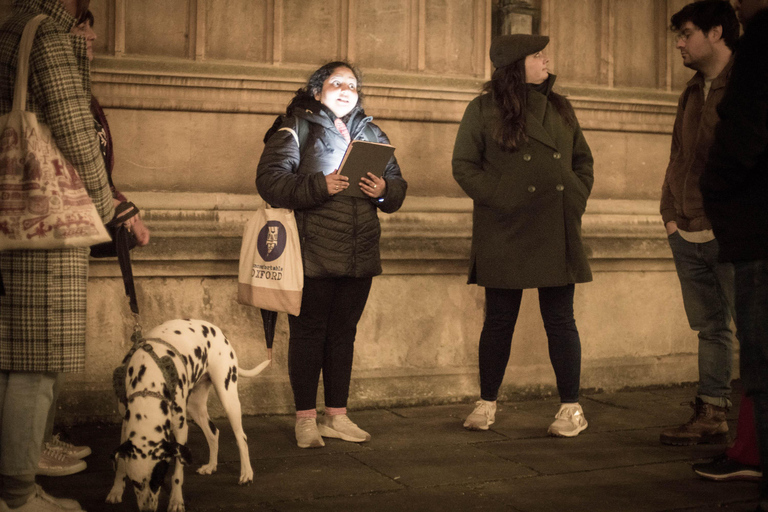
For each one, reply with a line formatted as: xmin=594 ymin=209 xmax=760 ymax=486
xmin=92 ymin=57 xmax=678 ymax=133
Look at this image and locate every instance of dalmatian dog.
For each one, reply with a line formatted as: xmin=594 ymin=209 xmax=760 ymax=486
xmin=106 ymin=319 xmax=270 ymax=512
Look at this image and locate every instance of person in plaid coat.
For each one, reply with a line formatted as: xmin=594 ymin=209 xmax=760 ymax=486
xmin=0 ymin=0 xmax=114 ymax=509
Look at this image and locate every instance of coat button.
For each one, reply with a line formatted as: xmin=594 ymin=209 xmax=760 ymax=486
xmin=556 ymin=184 xmax=564 ymax=191
xmin=553 ymin=152 xmax=561 ymax=159
xmin=527 ymin=185 xmax=536 ymax=192
xmin=523 ymin=154 xmax=532 ymax=161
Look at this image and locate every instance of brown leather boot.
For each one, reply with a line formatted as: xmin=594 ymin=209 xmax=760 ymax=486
xmin=660 ymin=397 xmax=729 ymax=446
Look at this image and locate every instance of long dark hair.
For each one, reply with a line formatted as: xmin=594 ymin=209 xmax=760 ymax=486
xmin=286 ymin=61 xmax=364 ymax=118
xmin=484 ymin=60 xmax=577 ymax=151
xmin=77 ymin=9 xmax=94 ymax=26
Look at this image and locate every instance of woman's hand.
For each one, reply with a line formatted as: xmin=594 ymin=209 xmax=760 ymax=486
xmin=113 ymin=198 xmax=151 ymax=245
xmin=326 ymin=170 xmax=350 ymax=195
xmin=126 ymin=215 xmax=150 ymax=246
xmin=360 ymin=173 xmax=386 ymax=198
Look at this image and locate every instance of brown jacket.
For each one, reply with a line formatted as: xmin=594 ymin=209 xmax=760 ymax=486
xmin=660 ymin=59 xmax=733 ymax=231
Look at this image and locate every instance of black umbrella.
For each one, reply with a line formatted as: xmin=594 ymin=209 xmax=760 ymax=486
xmin=260 ymin=309 xmax=278 ymax=361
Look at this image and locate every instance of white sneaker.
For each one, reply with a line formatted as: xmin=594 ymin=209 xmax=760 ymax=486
xmin=0 ymin=485 xmax=83 ymax=511
xmin=463 ymin=400 xmax=496 ymax=431
xmin=45 ymin=434 xmax=91 ymax=460
xmin=548 ymin=403 xmax=588 ymax=437
xmin=295 ymin=417 xmax=325 ymax=448
xmin=37 ymin=447 xmax=87 ymax=477
xmin=317 ymin=414 xmax=371 ymax=443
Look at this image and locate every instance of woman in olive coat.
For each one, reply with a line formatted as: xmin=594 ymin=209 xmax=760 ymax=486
xmin=452 ymin=34 xmax=594 ymax=437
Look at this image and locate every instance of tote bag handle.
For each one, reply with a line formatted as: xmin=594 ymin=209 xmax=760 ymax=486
xmin=13 ymin=14 xmax=47 ymax=112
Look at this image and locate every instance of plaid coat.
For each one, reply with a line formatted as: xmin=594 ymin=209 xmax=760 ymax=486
xmin=0 ymin=0 xmax=114 ymax=372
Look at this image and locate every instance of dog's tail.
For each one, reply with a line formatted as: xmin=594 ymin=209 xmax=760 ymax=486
xmin=238 ymin=359 xmax=271 ymax=378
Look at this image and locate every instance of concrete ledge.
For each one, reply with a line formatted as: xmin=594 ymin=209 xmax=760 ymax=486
xmin=90 ymin=194 xmax=671 ymax=279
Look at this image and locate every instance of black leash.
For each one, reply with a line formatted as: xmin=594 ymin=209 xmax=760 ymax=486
xmin=107 ymin=202 xmax=141 ymax=323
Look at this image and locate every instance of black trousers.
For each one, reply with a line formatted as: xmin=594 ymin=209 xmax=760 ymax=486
xmin=288 ymin=276 xmax=372 ymax=411
xmin=479 ymin=285 xmax=582 ymax=403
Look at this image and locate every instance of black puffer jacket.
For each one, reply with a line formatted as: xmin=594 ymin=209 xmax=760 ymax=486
xmin=256 ymin=99 xmax=407 ymax=278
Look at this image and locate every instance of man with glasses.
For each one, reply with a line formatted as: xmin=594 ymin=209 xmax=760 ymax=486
xmin=660 ymin=0 xmax=740 ymax=447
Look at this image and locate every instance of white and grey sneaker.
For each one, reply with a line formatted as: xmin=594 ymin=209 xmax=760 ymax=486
xmin=37 ymin=447 xmax=87 ymax=477
xmin=548 ymin=403 xmax=588 ymax=437
xmin=318 ymin=414 xmax=371 ymax=443
xmin=463 ymin=400 xmax=496 ymax=431
xmin=295 ymin=417 xmax=325 ymax=449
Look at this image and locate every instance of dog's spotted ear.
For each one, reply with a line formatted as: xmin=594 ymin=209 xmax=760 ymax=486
xmin=149 ymin=460 xmax=169 ymax=493
xmin=158 ymin=439 xmax=192 ymax=465
xmin=112 ymin=440 xmax=135 ymax=461
xmin=157 ymin=356 xmax=179 ymax=399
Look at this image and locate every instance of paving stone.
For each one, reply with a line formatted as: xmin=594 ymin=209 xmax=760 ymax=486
xmin=271 ymin=486 xmax=519 ymax=512
xmin=349 ymin=444 xmax=536 ymax=488
xmin=474 ymin=429 xmax=690 ymax=475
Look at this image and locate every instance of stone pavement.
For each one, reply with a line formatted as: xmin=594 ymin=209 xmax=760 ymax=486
xmin=42 ymin=383 xmax=759 ymax=512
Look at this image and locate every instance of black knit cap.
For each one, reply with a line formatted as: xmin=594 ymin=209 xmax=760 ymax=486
xmin=490 ymin=34 xmax=549 ymax=69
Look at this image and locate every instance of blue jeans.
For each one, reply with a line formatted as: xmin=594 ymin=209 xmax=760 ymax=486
xmin=478 ymin=285 xmax=582 ymax=403
xmin=668 ymin=232 xmax=735 ymax=408
xmin=0 ymin=371 xmax=57 ymax=504
xmin=734 ymin=260 xmax=768 ymax=501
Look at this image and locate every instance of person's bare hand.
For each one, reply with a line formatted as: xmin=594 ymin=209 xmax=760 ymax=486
xmin=326 ymin=170 xmax=350 ymax=195
xmin=126 ymin=215 xmax=150 ymax=246
xmin=360 ymin=173 xmax=385 ymax=198
xmin=665 ymin=221 xmax=678 ymax=236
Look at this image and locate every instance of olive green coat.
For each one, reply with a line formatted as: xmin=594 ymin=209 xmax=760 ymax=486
xmin=452 ymin=76 xmax=594 ymax=289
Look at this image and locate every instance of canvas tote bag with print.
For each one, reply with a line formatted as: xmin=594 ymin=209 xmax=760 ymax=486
xmin=238 ymin=206 xmax=303 ymax=316
xmin=0 ymin=14 xmax=110 ymax=251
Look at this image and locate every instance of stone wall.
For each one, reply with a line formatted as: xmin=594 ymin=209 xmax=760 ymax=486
xmin=0 ymin=0 xmax=729 ymax=422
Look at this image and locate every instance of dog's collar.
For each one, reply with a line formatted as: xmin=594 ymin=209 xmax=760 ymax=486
xmin=125 ymin=388 xmax=169 ymax=403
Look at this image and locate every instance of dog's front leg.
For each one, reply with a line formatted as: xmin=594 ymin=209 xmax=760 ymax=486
xmin=168 ymin=398 xmax=192 ymax=512
xmin=167 ymin=457 xmax=186 ymax=512
xmin=106 ymin=417 xmax=128 ymax=504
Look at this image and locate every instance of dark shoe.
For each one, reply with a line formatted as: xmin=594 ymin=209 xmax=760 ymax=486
xmin=693 ymin=454 xmax=762 ymax=481
xmin=660 ymin=397 xmax=729 ymax=446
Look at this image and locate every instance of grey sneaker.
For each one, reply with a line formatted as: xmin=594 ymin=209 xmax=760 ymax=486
xmin=45 ymin=434 xmax=91 ymax=460
xmin=548 ymin=403 xmax=588 ymax=437
xmin=463 ymin=400 xmax=496 ymax=431
xmin=295 ymin=417 xmax=325 ymax=448
xmin=37 ymin=447 xmax=87 ymax=477
xmin=318 ymin=414 xmax=371 ymax=442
